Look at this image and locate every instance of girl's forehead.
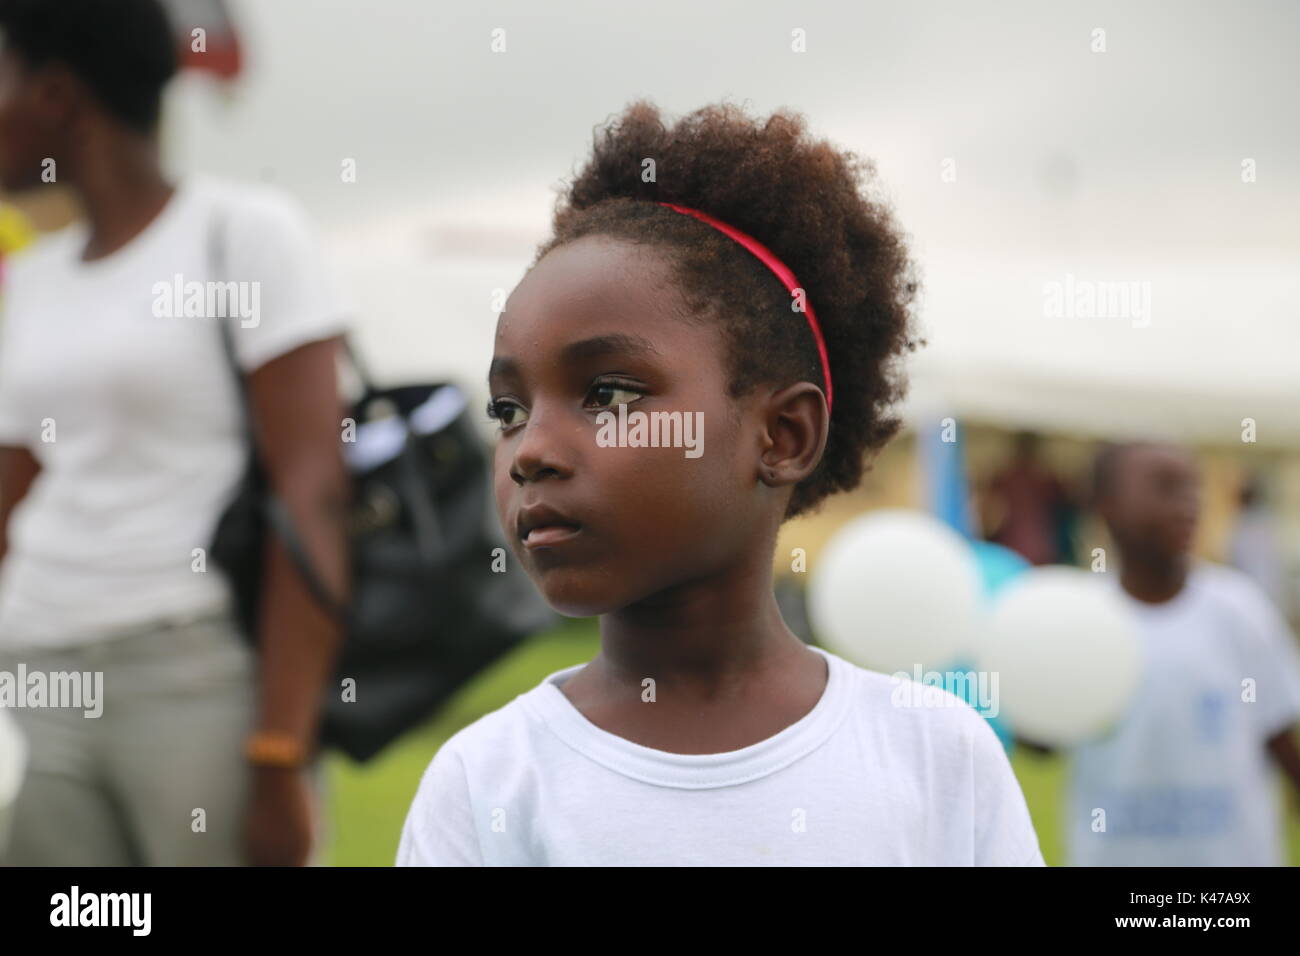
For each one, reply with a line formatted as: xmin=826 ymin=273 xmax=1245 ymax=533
xmin=492 ymin=307 xmax=714 ymax=376
xmin=496 ymin=238 xmax=692 ymax=350
xmin=490 ymin=276 xmax=732 ymax=393
xmin=514 ymin=237 xmax=671 ymax=306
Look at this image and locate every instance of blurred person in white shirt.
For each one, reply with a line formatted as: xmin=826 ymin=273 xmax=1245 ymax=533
xmin=0 ymin=0 xmax=349 ymax=866
xmin=1048 ymin=443 xmax=1300 ymax=866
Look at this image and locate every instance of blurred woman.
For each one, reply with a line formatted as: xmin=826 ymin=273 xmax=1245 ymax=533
xmin=0 ymin=0 xmax=348 ymax=865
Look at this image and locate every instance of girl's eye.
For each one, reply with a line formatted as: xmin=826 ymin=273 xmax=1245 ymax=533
xmin=585 ymin=382 xmax=644 ymax=409
xmin=486 ymin=382 xmax=643 ymax=431
xmin=486 ymin=398 xmax=528 ymax=430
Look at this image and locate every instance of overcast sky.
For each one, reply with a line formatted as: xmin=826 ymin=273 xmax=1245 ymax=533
xmin=169 ymin=0 xmax=1299 ymax=247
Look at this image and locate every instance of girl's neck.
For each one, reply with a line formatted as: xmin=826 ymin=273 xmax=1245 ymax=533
xmin=567 ymin=563 xmax=826 ymax=754
xmin=594 ymin=547 xmax=805 ymax=693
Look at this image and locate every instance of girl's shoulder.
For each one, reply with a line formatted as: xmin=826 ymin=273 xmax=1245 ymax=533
xmin=827 ymin=650 xmax=1002 ymax=754
xmin=423 ymin=664 xmax=583 ymax=766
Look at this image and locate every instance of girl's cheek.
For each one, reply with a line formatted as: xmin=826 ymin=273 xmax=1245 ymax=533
xmin=492 ymin=449 xmax=514 ymax=514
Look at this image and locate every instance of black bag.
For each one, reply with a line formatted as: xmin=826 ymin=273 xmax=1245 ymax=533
xmin=206 ymin=226 xmax=554 ymax=763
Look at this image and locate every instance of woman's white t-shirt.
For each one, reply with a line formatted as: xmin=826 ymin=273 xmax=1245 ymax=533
xmin=397 ymin=645 xmax=1047 ymax=866
xmin=0 ymin=175 xmax=348 ymax=648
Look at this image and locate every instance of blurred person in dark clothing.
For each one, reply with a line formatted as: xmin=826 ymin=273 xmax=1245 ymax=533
xmin=982 ymin=430 xmax=1075 ymax=565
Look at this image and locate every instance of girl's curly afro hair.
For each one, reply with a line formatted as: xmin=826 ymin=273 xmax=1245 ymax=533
xmin=535 ymin=100 xmax=922 ymax=520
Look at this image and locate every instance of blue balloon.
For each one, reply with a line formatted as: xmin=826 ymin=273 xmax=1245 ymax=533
xmin=935 ymin=655 xmax=1016 ymax=756
xmin=970 ymin=540 xmax=1031 ymax=599
xmin=984 ymin=710 xmax=1015 ymax=754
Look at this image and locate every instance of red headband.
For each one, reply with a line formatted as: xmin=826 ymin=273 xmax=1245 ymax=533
xmin=657 ymin=201 xmax=833 ymax=415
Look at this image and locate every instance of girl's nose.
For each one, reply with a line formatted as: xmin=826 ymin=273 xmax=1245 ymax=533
xmin=508 ymin=407 xmax=574 ymax=486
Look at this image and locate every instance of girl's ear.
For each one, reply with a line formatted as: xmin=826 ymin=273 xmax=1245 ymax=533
xmin=756 ymin=381 xmax=829 ymax=488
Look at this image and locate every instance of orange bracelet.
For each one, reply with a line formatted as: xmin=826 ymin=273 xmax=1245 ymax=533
xmin=245 ymin=731 xmax=308 ymax=768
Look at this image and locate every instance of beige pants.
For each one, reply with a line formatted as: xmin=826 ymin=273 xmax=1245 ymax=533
xmin=0 ymin=610 xmax=328 ymax=866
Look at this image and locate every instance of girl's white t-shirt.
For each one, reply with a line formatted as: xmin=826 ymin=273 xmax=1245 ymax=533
xmin=0 ymin=175 xmax=348 ymax=647
xmin=397 ymin=645 xmax=1046 ymax=866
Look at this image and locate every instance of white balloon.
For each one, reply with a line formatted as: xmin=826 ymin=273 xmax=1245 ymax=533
xmin=808 ymin=509 xmax=982 ymax=675
xmin=0 ymin=707 xmax=27 ymax=854
xmin=977 ymin=566 xmax=1141 ymax=747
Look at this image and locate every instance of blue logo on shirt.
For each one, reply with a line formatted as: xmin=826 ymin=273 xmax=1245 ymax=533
xmin=1196 ymin=690 xmax=1227 ymax=745
xmin=1103 ymin=787 xmax=1235 ymax=837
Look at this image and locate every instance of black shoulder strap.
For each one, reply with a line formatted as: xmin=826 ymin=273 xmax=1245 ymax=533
xmin=208 ymin=214 xmax=348 ymax=621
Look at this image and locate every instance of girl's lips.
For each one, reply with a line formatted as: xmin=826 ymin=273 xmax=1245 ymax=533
xmin=522 ymin=524 xmax=582 ymax=549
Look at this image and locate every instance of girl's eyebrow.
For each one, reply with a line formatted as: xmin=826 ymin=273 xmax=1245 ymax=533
xmin=560 ymin=333 xmax=661 ymax=364
xmin=488 ymin=333 xmax=661 ymax=385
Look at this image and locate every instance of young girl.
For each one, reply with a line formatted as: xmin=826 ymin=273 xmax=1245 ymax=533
xmin=398 ymin=101 xmax=1045 ymax=866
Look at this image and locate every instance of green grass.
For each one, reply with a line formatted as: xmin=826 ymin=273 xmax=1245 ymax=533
xmin=322 ymin=617 xmax=1300 ymax=866
xmin=321 ymin=617 xmax=600 ymax=866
